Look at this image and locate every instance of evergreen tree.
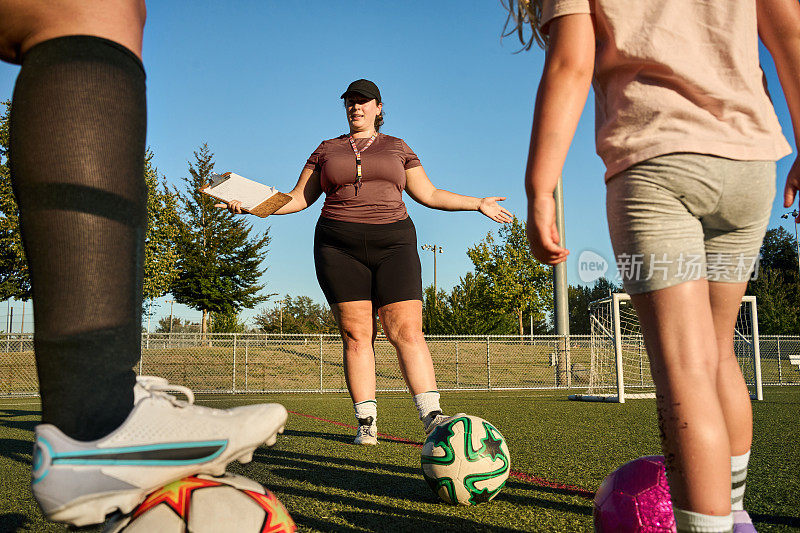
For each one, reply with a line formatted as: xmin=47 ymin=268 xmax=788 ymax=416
xmin=746 ymin=267 xmax=799 ymax=334
xmin=422 ymin=285 xmax=450 ymax=334
xmin=746 ymin=226 xmax=800 ymax=334
xmin=758 ymin=226 xmax=799 ymax=275
xmin=466 ymin=217 xmax=552 ymax=335
xmin=0 ymin=100 xmax=30 ymax=302
xmin=172 ymin=144 xmax=270 ymax=333
xmin=143 ymin=149 xmax=180 ymax=305
xmin=565 ymin=277 xmax=620 ymax=334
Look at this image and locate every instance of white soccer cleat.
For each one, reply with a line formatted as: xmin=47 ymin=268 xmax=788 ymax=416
xmin=423 ymin=410 xmax=458 ymax=435
xmin=31 ymin=375 xmax=288 ymax=527
xmin=353 ymin=416 xmax=378 ymax=446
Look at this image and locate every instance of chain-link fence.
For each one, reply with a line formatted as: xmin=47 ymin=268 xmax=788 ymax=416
xmin=1 ymin=333 xmax=799 ymax=397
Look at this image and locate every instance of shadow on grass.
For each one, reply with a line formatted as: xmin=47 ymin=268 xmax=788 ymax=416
xmin=273 ymin=483 xmax=526 ymax=533
xmin=0 ymin=513 xmax=29 ymax=532
xmin=271 ymin=436 xmax=595 ymax=501
xmin=498 ymin=484 xmax=592 ymax=516
xmin=0 ymin=438 xmax=32 ymax=466
xmin=256 ymin=449 xmax=428 ymax=503
xmin=282 ymin=429 xmax=354 ymax=445
xmin=254 ymin=448 xmax=593 ymax=528
xmin=0 ymin=409 xmax=39 ymax=434
xmin=504 ymin=479 xmax=594 ymax=502
xmin=260 ymin=448 xmax=419 ymax=477
xmin=750 ymin=512 xmax=800 ymax=529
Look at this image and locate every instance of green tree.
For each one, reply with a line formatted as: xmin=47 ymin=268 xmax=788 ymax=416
xmin=745 ymin=226 xmax=800 ymax=334
xmin=422 ymin=273 xmax=515 ymax=334
xmin=758 ymin=226 xmax=799 ymax=275
xmin=171 ymin=144 xmax=270 ymax=333
xmin=746 ymin=267 xmax=799 ymax=334
xmin=422 ymin=285 xmax=450 ymax=334
xmin=209 ymin=310 xmax=249 ymax=333
xmin=143 ymin=149 xmax=180 ymax=305
xmin=466 ymin=217 xmax=552 ymax=335
xmin=565 ymin=277 xmax=620 ymax=334
xmin=155 ymin=317 xmax=200 ymax=333
xmin=0 ymin=100 xmax=30 ymax=302
xmin=253 ymin=295 xmax=337 ymax=333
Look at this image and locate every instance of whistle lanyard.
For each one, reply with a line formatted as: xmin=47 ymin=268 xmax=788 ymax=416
xmin=348 ymin=133 xmax=377 ymax=195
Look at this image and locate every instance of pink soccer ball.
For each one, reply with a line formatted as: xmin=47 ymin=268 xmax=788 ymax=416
xmin=594 ymin=456 xmax=676 ymax=533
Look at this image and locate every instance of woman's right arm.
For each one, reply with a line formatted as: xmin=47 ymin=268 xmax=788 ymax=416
xmin=273 ymin=167 xmax=323 ymax=215
xmin=757 ymin=0 xmax=800 ymax=220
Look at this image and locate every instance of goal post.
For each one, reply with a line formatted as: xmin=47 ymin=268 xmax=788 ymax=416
xmin=569 ymin=293 xmax=762 ymax=403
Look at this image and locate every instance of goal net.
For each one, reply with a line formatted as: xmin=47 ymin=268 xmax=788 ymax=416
xmin=569 ymin=293 xmax=762 ymax=403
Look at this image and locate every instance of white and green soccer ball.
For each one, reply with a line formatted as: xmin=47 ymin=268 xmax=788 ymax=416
xmin=421 ymin=414 xmax=510 ymax=505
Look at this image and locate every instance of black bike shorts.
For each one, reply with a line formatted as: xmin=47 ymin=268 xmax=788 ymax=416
xmin=313 ymin=216 xmax=423 ymax=307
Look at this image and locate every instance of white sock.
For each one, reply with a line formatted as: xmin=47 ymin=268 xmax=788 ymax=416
xmin=673 ymin=507 xmax=733 ymax=533
xmin=731 ymin=450 xmax=750 ymax=511
xmin=353 ymin=399 xmax=377 ymax=427
xmin=412 ymin=390 xmax=441 ymax=421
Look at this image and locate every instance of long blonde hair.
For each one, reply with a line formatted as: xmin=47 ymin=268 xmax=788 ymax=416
xmin=501 ymin=0 xmax=547 ymax=51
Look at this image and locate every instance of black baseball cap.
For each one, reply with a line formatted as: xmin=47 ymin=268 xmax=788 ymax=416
xmin=340 ymin=79 xmax=381 ymax=102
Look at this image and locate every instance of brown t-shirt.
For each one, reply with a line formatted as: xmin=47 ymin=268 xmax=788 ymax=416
xmin=304 ymin=133 xmax=422 ymax=224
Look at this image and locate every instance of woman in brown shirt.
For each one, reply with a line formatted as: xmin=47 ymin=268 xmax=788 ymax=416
xmin=226 ymin=79 xmax=511 ymax=444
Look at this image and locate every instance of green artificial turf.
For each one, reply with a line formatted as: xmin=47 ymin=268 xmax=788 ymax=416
xmin=1 ymin=388 xmax=798 ymax=532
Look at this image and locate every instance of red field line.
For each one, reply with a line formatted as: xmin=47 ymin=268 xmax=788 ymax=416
xmin=287 ymin=410 xmax=595 ymax=499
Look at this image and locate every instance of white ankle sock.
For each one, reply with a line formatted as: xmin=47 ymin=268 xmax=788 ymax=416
xmin=353 ymin=399 xmax=377 ymax=426
xmin=412 ymin=391 xmax=441 ymax=420
xmin=673 ymin=507 xmax=733 ymax=533
xmin=730 ymin=450 xmax=750 ymax=511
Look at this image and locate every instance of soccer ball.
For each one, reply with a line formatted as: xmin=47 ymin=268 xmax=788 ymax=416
xmin=103 ymin=473 xmax=296 ymax=533
xmin=594 ymin=456 xmax=676 ymax=533
xmin=421 ymin=414 xmax=510 ymax=505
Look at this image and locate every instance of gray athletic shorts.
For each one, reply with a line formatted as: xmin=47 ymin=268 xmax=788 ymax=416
xmin=606 ymin=153 xmax=775 ymax=295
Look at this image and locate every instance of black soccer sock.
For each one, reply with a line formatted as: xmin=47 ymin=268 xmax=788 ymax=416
xmin=9 ymin=36 xmax=147 ymax=441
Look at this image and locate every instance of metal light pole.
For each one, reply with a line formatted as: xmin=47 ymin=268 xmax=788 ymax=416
xmin=780 ymin=209 xmax=800 ymax=277
xmin=553 ymin=175 xmax=570 ymax=387
xmin=279 ymin=296 xmax=288 ymax=334
xmin=167 ymin=300 xmax=175 ymax=333
xmin=420 ymin=244 xmax=443 ymax=306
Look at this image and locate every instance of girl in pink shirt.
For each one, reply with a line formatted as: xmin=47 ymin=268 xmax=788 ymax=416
xmin=506 ymin=0 xmax=800 ymax=531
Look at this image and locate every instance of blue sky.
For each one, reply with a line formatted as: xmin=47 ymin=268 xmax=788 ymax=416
xmin=1 ymin=2 xmax=797 ymax=330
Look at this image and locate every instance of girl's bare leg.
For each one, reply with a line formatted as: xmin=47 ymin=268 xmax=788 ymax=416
xmin=631 ymin=279 xmax=731 ymax=516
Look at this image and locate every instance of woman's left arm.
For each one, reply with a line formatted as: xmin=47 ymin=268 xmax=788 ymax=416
xmin=404 ymin=166 xmax=513 ymax=223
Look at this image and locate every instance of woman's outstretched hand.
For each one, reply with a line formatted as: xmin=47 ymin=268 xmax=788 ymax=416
xmin=527 ymin=196 xmax=569 ymax=265
xmin=214 ymin=199 xmax=244 ymax=214
xmin=478 ymin=196 xmax=513 ymax=223
xmin=211 ymin=172 xmax=245 ymax=214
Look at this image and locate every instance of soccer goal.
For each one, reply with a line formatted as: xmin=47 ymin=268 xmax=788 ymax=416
xmin=569 ymin=293 xmax=762 ymax=403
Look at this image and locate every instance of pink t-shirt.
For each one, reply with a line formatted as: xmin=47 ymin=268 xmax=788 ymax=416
xmin=304 ymin=133 xmax=422 ymax=224
xmin=541 ymin=0 xmax=792 ymax=179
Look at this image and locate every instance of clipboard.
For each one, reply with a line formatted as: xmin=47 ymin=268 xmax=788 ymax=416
xmin=201 ymin=172 xmax=292 ymax=218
